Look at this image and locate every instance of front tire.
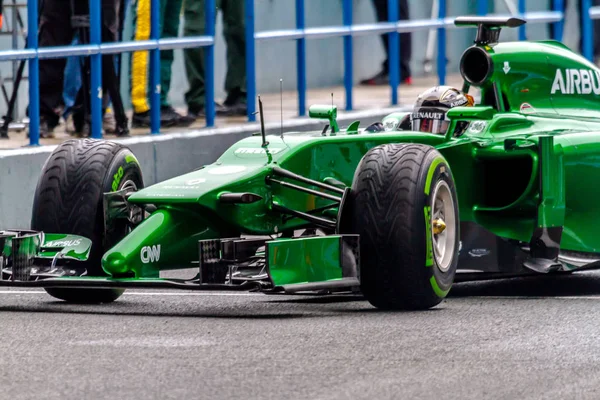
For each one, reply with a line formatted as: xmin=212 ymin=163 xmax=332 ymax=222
xmin=347 ymin=143 xmax=460 ymax=310
xmin=31 ymin=139 xmax=144 ymax=304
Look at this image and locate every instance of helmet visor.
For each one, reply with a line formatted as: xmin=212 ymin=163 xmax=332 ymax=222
xmin=410 ymin=109 xmax=449 ymax=135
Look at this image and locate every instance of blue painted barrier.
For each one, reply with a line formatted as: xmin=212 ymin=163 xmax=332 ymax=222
xmin=438 ymin=0 xmax=447 ymax=86
xmin=205 ymin=0 xmax=216 ymax=127
xmin=90 ymin=0 xmax=102 ymax=139
xmin=295 ymin=0 xmax=306 ymax=117
xmin=245 ymin=0 xmax=256 ymax=123
xmin=15 ymin=0 xmax=565 ymax=145
xmin=343 ymin=0 xmax=353 ymax=111
xmin=26 ymin=0 xmax=39 ymax=146
xmin=518 ymin=0 xmax=527 ymax=40
xmin=150 ymin=0 xmax=160 ymax=134
xmin=388 ymin=0 xmax=399 ymax=105
xmin=553 ymin=0 xmax=565 ymax=41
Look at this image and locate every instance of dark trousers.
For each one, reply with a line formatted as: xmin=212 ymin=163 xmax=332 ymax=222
xmin=549 ymin=0 xmax=600 ymax=56
xmin=37 ymin=0 xmax=121 ymax=128
xmin=372 ymin=0 xmax=412 ymax=80
xmin=183 ymin=0 xmax=246 ymax=112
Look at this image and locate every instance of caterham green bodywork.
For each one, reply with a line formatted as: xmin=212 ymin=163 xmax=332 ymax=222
xmin=2 ymin=16 xmax=600 ymax=309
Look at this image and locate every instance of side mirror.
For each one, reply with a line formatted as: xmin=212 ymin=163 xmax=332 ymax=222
xmin=309 ymin=105 xmax=339 ymax=133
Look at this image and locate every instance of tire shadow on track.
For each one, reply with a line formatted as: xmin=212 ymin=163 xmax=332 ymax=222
xmin=449 ymin=271 xmax=600 ymax=298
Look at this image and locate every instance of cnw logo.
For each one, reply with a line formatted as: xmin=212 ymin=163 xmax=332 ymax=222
xmin=140 ymin=245 xmax=161 ymax=264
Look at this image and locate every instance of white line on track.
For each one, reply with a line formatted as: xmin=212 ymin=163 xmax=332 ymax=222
xmin=0 ymin=290 xmax=263 ymax=297
xmin=3 ymin=291 xmax=600 ymax=300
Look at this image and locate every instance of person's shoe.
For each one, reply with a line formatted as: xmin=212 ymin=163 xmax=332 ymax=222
xmin=162 ymin=105 xmax=195 ymax=127
xmin=187 ymin=102 xmax=230 ymax=119
xmin=65 ymin=114 xmax=76 ymax=135
xmin=131 ymin=111 xmax=152 ymax=128
xmin=360 ymin=70 xmax=412 ymax=86
xmin=103 ymin=109 xmax=117 ymax=134
xmin=217 ymin=96 xmax=247 ymax=117
xmin=39 ymin=117 xmax=55 ymax=139
xmin=360 ymin=70 xmax=388 ymax=85
xmin=186 ymin=108 xmax=205 ymax=120
xmin=74 ymin=122 xmax=90 ymax=138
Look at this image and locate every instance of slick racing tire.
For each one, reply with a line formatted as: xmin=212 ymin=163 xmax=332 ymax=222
xmin=347 ymin=143 xmax=460 ymax=310
xmin=31 ymin=139 xmax=144 ymax=304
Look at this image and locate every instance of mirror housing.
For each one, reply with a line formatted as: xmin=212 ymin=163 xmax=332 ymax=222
xmin=309 ymin=105 xmax=339 ymax=133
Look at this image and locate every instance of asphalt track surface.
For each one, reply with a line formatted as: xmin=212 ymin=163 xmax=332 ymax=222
xmin=4 ymin=271 xmax=600 ymax=399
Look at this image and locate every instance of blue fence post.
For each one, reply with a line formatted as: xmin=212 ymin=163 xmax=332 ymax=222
xmin=477 ymin=0 xmax=488 ymax=15
xmin=205 ymin=0 xmax=216 ymax=126
xmin=552 ymin=0 xmax=565 ymax=41
xmin=388 ymin=0 xmax=399 ymax=106
xmin=150 ymin=0 xmax=160 ymax=134
xmin=296 ymin=0 xmax=306 ymax=117
xmin=245 ymin=0 xmax=256 ymax=123
xmin=437 ymin=0 xmax=446 ymax=86
xmin=27 ymin=0 xmax=39 ymax=146
xmin=583 ymin=0 xmax=593 ymax=61
xmin=342 ymin=0 xmax=353 ymax=111
xmin=90 ymin=0 xmax=102 ymax=139
xmin=518 ymin=0 xmax=526 ymax=40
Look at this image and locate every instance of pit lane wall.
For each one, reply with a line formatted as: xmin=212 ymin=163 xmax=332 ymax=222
xmin=0 ymin=109 xmax=395 ymax=229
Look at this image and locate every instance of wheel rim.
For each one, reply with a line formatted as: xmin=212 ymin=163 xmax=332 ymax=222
xmin=430 ymin=180 xmax=456 ymax=273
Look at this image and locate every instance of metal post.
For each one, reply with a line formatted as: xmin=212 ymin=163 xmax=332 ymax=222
xmin=518 ymin=0 xmax=526 ymax=40
xmin=388 ymin=0 xmax=398 ymax=105
xmin=477 ymin=0 xmax=488 ymax=15
xmin=27 ymin=0 xmax=39 ymax=146
xmin=552 ymin=0 xmax=565 ymax=41
xmin=295 ymin=0 xmax=306 ymax=117
xmin=245 ymin=0 xmax=256 ymax=123
xmin=89 ymin=0 xmax=102 ymax=139
xmin=583 ymin=0 xmax=593 ymax=60
xmin=437 ymin=0 xmax=446 ymax=85
xmin=205 ymin=0 xmax=216 ymax=126
xmin=342 ymin=0 xmax=353 ymax=111
xmin=11 ymin=0 xmax=18 ymax=122
xmin=150 ymin=0 xmax=160 ymax=134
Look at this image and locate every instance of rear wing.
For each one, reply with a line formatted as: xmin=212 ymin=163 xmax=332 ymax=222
xmin=454 ymin=16 xmax=526 ymax=45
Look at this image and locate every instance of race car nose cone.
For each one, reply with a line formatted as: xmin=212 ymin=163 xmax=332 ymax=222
xmin=433 ymin=218 xmax=446 ymax=235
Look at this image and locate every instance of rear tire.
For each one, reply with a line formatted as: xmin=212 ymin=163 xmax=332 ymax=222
xmin=31 ymin=139 xmax=144 ymax=304
xmin=347 ymin=143 xmax=460 ymax=310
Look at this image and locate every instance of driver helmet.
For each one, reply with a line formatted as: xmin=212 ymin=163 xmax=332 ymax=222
xmin=411 ymin=86 xmax=474 ymax=135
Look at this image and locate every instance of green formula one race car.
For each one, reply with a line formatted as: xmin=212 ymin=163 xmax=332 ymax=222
xmin=1 ymin=16 xmax=599 ymax=310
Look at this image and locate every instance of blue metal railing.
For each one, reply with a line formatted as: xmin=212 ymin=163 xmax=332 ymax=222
xmin=10 ymin=0 xmax=566 ymax=146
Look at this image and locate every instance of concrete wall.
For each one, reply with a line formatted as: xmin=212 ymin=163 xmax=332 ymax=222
xmin=0 ymin=106 xmax=393 ymax=229
xmin=0 ymin=0 xmax=579 ymax=119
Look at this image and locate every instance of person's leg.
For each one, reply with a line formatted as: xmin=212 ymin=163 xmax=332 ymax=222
xmin=360 ymin=0 xmax=410 ymax=85
xmin=100 ymin=0 xmax=121 ymax=134
xmin=220 ymin=0 xmax=246 ymax=115
xmin=156 ymin=0 xmax=194 ymax=126
xmin=585 ymin=0 xmax=600 ymax=59
xmin=183 ymin=0 xmax=207 ymax=116
xmin=399 ymin=0 xmax=411 ymax=82
xmin=593 ymin=0 xmax=600 ymax=59
xmin=38 ymin=0 xmax=74 ymax=136
xmin=62 ymin=36 xmax=82 ymax=120
xmin=159 ymin=0 xmax=179 ymax=108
